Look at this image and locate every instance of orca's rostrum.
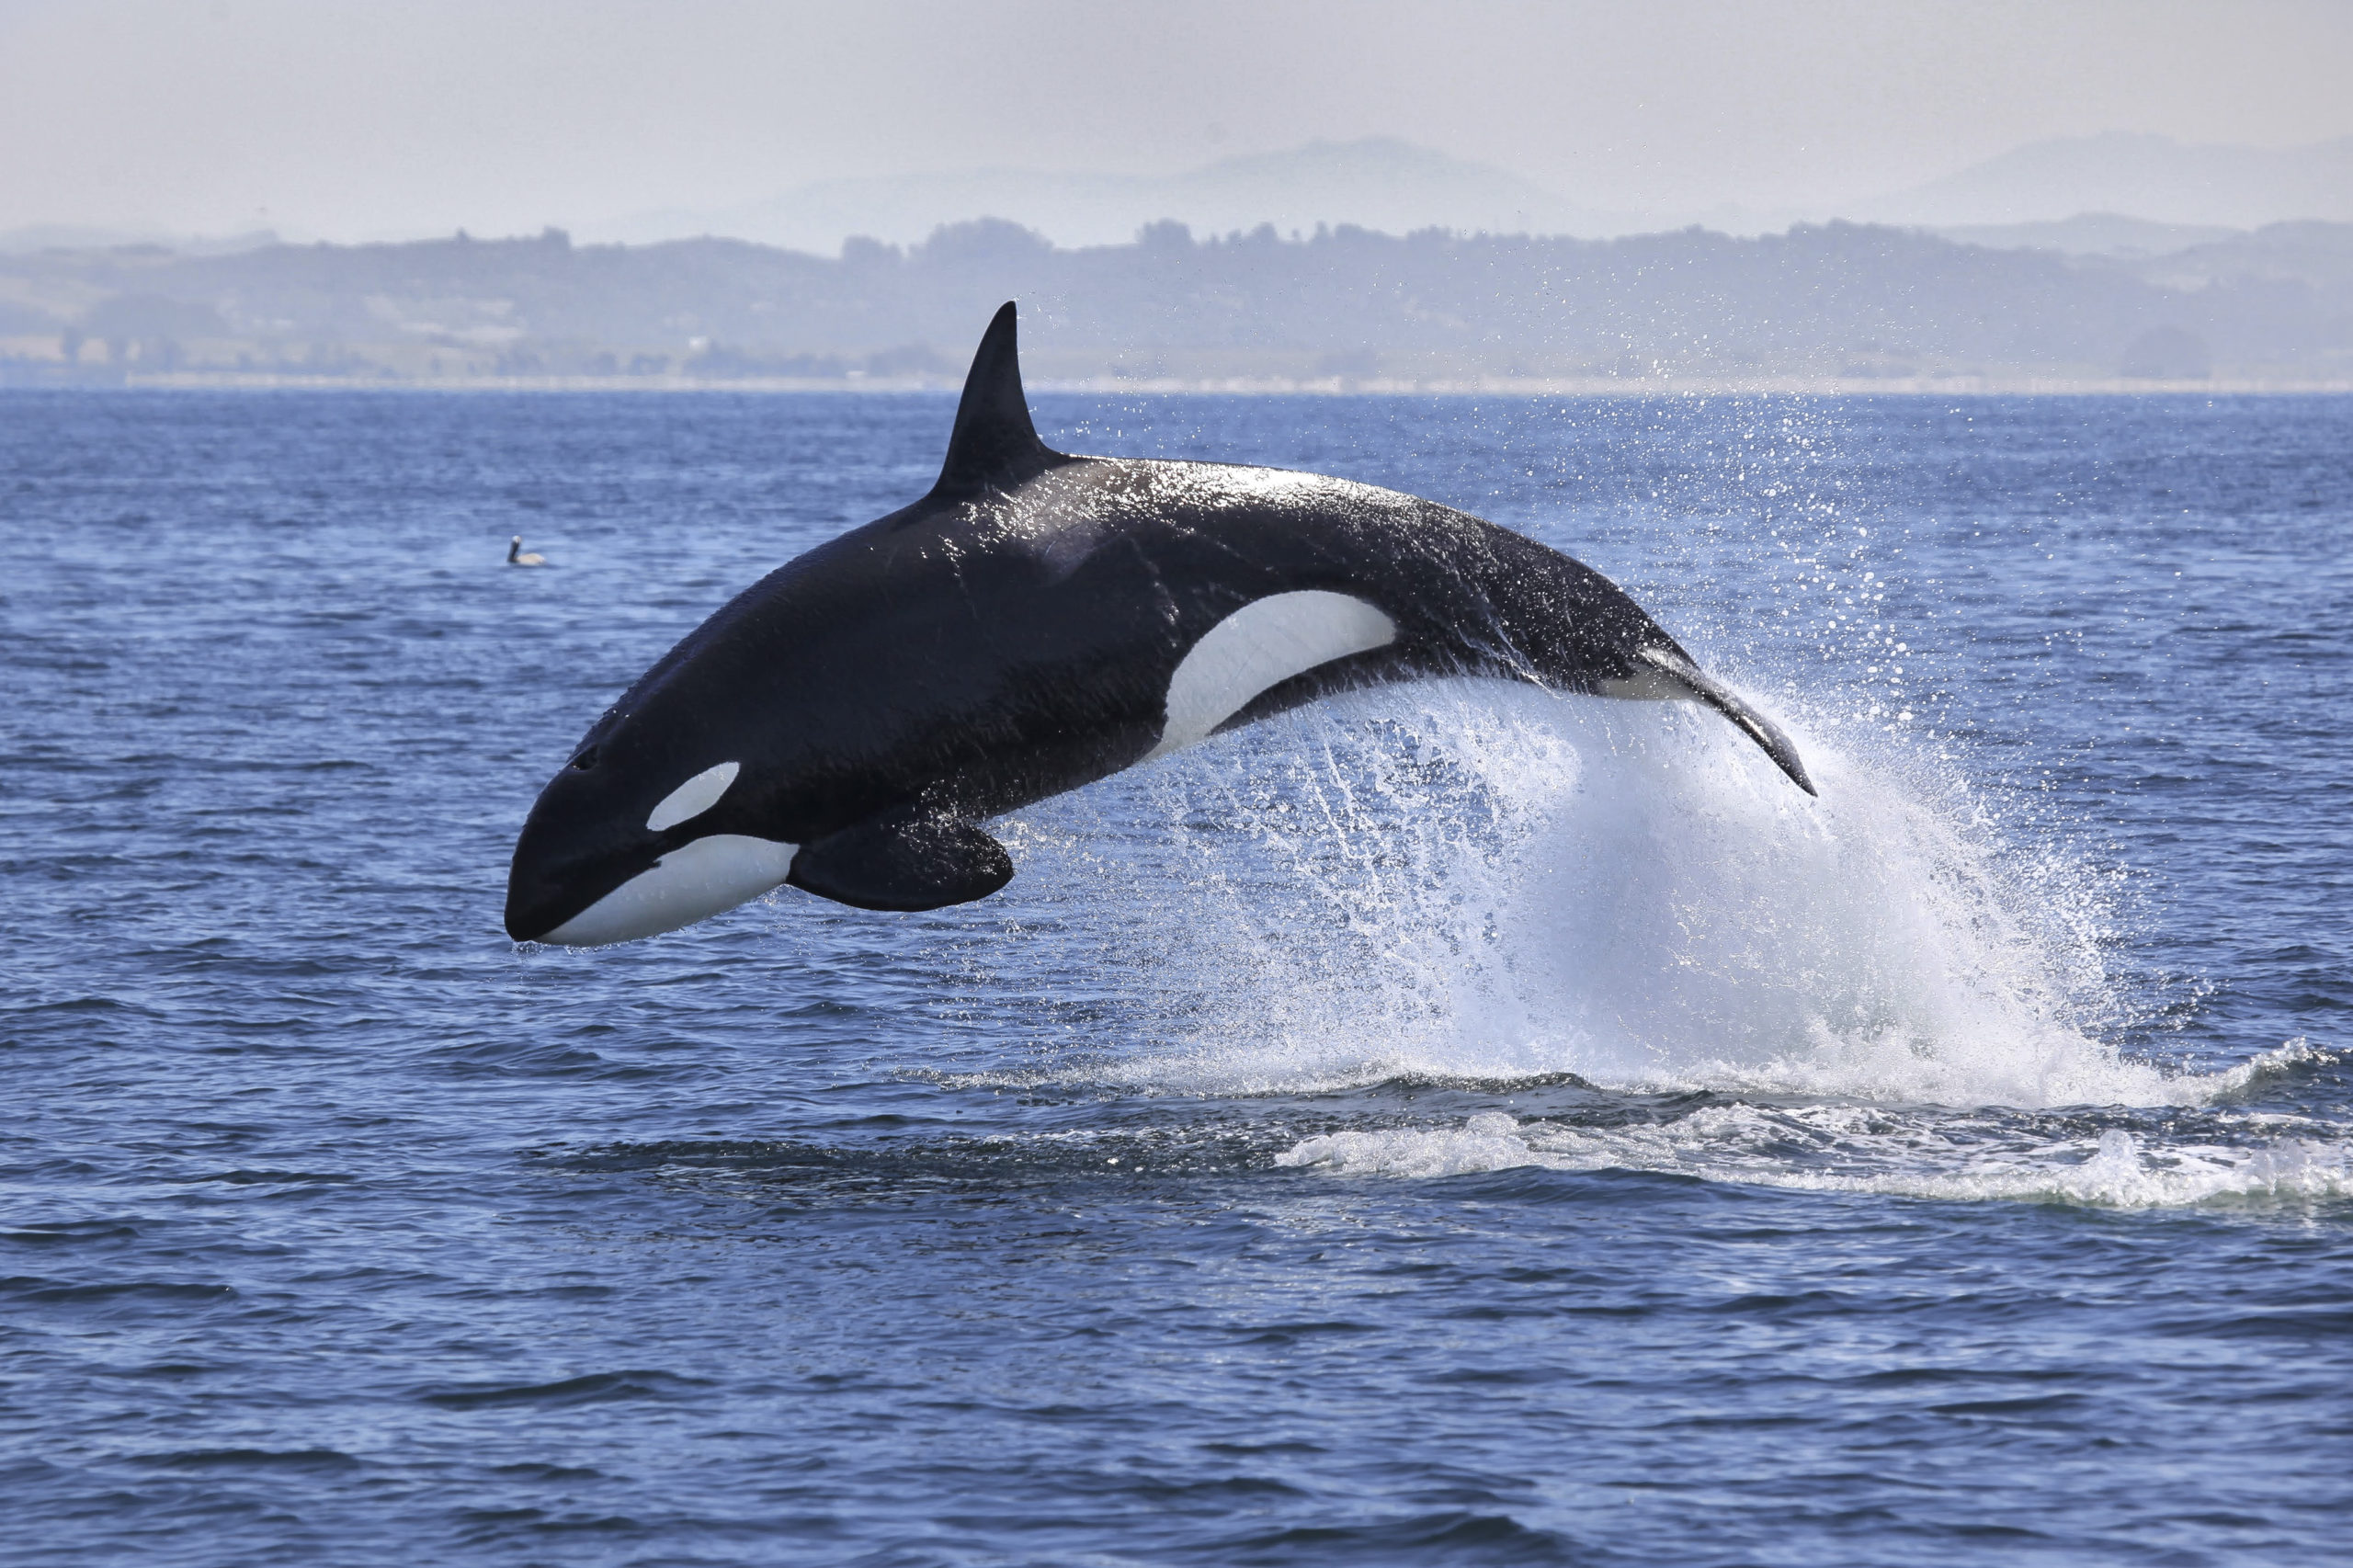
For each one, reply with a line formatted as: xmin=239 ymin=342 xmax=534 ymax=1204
xmin=505 ymin=303 xmax=1814 ymax=946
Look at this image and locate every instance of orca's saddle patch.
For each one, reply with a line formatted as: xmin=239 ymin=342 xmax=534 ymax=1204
xmin=788 ymin=804 xmax=1015 ymax=912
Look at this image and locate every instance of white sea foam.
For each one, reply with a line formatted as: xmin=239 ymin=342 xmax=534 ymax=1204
xmin=1275 ymin=1102 xmax=2353 ymax=1210
xmin=999 ymin=679 xmax=2220 ymax=1108
xmin=968 ymin=682 xmax=2342 ymax=1209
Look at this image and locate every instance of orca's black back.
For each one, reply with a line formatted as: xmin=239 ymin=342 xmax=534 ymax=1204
xmin=589 ymin=455 xmax=1686 ymax=843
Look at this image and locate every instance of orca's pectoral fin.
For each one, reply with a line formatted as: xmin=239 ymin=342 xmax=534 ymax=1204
xmin=1636 ymin=648 xmax=1818 ymax=797
xmin=787 ymin=805 xmax=1016 ymax=912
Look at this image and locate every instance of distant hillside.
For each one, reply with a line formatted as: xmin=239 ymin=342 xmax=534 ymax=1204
xmin=1930 ymin=214 xmax=2245 ymax=259
xmin=0 ymin=225 xmax=281 ymax=257
xmin=2129 ymin=221 xmax=2353 ymax=300
xmin=586 ymin=133 xmax=2353 ymax=257
xmin=4 ymin=217 xmax=2348 ymax=388
xmin=1860 ymin=133 xmax=2353 ymax=230
xmin=27 ymin=134 xmax=2347 ymax=264
xmin=588 ymin=139 xmax=1636 ymax=252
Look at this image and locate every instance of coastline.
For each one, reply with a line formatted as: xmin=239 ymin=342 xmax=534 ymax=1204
xmin=9 ymin=370 xmax=2347 ymax=395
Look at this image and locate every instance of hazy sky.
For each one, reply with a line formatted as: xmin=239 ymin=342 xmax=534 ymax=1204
xmin=4 ymin=0 xmax=2348 ymax=240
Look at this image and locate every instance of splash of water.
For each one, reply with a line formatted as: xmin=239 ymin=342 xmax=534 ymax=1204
xmin=993 ymin=678 xmax=2203 ymax=1108
xmin=910 ymin=678 xmax=2347 ymax=1210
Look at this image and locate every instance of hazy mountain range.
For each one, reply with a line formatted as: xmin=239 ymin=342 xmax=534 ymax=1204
xmin=6 ymin=128 xmax=2349 ymax=390
xmin=1851 ymin=133 xmax=2353 ymax=231
xmin=10 ymin=132 xmax=2347 ymax=260
xmin=574 ymin=133 xmax=2353 ymax=255
xmin=6 ymin=215 xmax=2347 ymax=389
xmin=583 ymin=140 xmax=1643 ymax=253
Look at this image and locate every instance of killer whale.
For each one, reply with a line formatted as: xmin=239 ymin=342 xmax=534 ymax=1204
xmin=505 ymin=302 xmax=1813 ymax=946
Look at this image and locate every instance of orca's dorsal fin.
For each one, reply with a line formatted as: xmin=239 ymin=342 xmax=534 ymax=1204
xmin=932 ymin=301 xmax=1062 ymax=496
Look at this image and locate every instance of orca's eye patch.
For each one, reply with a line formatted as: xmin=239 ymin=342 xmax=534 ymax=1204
xmin=646 ymin=760 xmax=742 ymax=833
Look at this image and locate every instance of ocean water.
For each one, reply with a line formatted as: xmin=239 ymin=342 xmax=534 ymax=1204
xmin=4 ymin=388 xmax=2349 ymax=1566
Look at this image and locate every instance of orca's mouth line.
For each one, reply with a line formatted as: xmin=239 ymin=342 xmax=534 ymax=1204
xmin=518 ymin=835 xmax=800 ymax=947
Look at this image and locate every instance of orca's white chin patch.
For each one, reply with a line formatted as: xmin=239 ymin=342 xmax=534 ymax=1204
xmin=540 ymin=834 xmax=800 ymax=947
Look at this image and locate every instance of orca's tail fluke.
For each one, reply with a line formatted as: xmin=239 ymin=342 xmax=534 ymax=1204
xmin=1633 ymin=647 xmax=1817 ymax=797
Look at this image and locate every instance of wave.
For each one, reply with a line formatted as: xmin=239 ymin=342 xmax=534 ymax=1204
xmin=1274 ymin=1084 xmax=2352 ymax=1210
xmin=984 ymin=680 xmax=2222 ymax=1109
xmin=869 ymin=679 xmax=2351 ymax=1211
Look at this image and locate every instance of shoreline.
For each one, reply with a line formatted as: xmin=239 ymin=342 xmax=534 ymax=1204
xmin=6 ymin=370 xmax=2347 ymax=396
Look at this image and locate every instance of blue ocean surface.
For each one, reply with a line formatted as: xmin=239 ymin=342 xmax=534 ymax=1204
xmin=4 ymin=389 xmax=2349 ymax=1566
